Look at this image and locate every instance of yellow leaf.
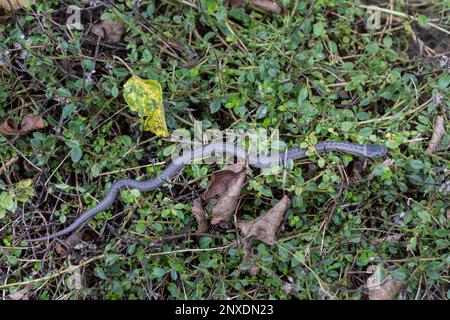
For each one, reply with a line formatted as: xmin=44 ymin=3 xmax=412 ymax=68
xmin=0 ymin=0 xmax=34 ymax=11
xmin=123 ymin=76 xmax=169 ymax=138
xmin=17 ymin=179 xmax=32 ymax=188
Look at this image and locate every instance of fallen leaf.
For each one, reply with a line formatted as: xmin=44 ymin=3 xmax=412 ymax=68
xmin=426 ymin=115 xmax=446 ymax=154
xmin=0 ymin=0 xmax=33 ymax=11
xmin=202 ymin=163 xmax=247 ymax=203
xmin=0 ymin=115 xmax=46 ymax=137
xmin=91 ymin=18 xmax=126 ymax=44
xmin=192 ymin=198 xmax=208 ymax=233
xmin=123 ymin=76 xmax=169 ymax=138
xmin=0 ymin=117 xmax=19 ymax=136
xmin=366 ymin=265 xmax=403 ymax=300
xmin=210 ymin=162 xmax=247 ymax=226
xmin=249 ymin=0 xmax=283 ymax=15
xmin=227 ymin=0 xmax=283 ymax=15
xmin=19 ymin=114 xmax=46 ymax=134
xmin=237 ymin=195 xmax=290 ymax=245
xmin=5 ymin=285 xmax=30 ymax=300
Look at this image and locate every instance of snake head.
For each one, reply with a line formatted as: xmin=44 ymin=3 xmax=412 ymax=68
xmin=365 ymin=144 xmax=388 ymax=158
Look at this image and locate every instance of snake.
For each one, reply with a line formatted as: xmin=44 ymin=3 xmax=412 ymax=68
xmin=26 ymin=141 xmax=387 ymax=242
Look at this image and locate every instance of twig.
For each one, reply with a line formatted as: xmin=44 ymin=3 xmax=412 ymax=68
xmin=0 ymin=156 xmax=19 ymax=175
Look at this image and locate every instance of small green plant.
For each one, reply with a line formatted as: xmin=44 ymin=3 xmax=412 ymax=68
xmin=0 ymin=0 xmax=448 ymax=300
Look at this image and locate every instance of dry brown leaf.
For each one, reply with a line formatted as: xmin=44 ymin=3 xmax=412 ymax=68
xmin=250 ymin=0 xmax=283 ymax=15
xmin=210 ymin=162 xmax=247 ymax=226
xmin=0 ymin=0 xmax=33 ymax=11
xmin=5 ymin=285 xmax=30 ymax=300
xmin=227 ymin=0 xmax=283 ymax=14
xmin=0 ymin=117 xmax=19 ymax=136
xmin=426 ymin=115 xmax=446 ymax=154
xmin=367 ymin=265 xmax=403 ymax=300
xmin=237 ymin=195 xmax=290 ymax=245
xmin=19 ymin=114 xmax=45 ymax=134
xmin=92 ymin=18 xmax=126 ymax=44
xmin=202 ymin=162 xmax=246 ymax=203
xmin=192 ymin=198 xmax=209 ymax=233
xmin=0 ymin=115 xmax=45 ymax=137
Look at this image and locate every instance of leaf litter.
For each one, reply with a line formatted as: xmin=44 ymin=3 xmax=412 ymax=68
xmin=366 ymin=265 xmax=404 ymax=300
xmin=237 ymin=195 xmax=290 ymax=246
xmin=187 ymin=161 xmax=290 ymax=270
xmin=0 ymin=114 xmax=45 ymax=136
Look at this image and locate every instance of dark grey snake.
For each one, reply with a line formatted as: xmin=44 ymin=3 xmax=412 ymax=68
xmin=26 ymin=141 xmax=387 ymax=242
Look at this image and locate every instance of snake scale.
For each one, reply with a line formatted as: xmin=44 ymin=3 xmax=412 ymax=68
xmin=26 ymin=141 xmax=387 ymax=242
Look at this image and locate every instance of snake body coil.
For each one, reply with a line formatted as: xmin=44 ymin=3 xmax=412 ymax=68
xmin=26 ymin=141 xmax=387 ymax=242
